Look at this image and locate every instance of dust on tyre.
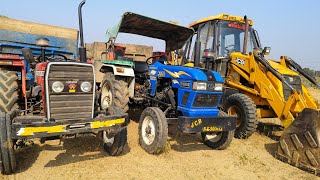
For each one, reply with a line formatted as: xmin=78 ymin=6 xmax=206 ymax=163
xmin=0 ymin=68 xmax=18 ymax=112
xmin=139 ymin=107 xmax=168 ymax=154
xmin=102 ymin=106 xmax=127 ymax=156
xmin=223 ymin=93 xmax=258 ymax=139
xmin=100 ymin=73 xmax=129 ymax=112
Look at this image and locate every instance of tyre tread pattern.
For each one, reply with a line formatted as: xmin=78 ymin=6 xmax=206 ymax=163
xmin=0 ymin=68 xmax=18 ymax=112
xmin=224 ymin=93 xmax=258 ymax=139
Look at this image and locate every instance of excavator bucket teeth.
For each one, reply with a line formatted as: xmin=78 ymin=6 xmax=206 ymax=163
xmin=276 ymin=108 xmax=320 ymax=175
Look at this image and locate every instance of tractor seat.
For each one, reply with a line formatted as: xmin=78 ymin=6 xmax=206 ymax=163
xmin=134 ymin=61 xmax=149 ymax=73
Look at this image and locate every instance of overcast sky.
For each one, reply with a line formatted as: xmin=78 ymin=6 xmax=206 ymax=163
xmin=1 ymin=0 xmax=319 ymax=69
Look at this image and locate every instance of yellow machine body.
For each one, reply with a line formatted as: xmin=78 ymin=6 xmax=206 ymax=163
xmin=189 ymin=14 xmax=320 ymax=174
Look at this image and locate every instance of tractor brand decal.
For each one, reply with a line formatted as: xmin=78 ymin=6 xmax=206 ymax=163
xmin=150 ymin=70 xmax=157 ymax=76
xmin=35 ymin=70 xmax=45 ymax=77
xmin=172 ymin=79 xmax=179 ymax=84
xmin=66 ymin=80 xmax=79 ymax=84
xmin=228 ymin=23 xmax=245 ymax=30
xmin=179 ymin=81 xmax=190 ymax=88
xmin=203 ymin=126 xmax=223 ymax=132
xmin=188 ymin=119 xmax=202 ymax=128
xmin=164 ymin=69 xmax=191 ymax=78
xmin=68 ymin=83 xmax=77 ymax=92
xmin=158 ymin=71 xmax=165 ymax=78
xmin=235 ymin=58 xmax=245 ymax=66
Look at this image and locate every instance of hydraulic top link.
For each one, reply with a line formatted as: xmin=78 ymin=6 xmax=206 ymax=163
xmin=254 ymin=55 xmax=295 ymax=91
xmin=285 ymin=57 xmax=319 ymax=86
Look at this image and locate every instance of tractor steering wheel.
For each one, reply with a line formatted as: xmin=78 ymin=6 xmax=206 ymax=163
xmin=146 ymin=55 xmax=167 ymax=65
xmin=37 ymin=54 xmax=69 ymax=62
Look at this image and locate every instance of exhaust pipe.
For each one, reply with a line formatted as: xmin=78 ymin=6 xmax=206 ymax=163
xmin=242 ymin=16 xmax=249 ymax=54
xmin=78 ymin=0 xmax=86 ymax=63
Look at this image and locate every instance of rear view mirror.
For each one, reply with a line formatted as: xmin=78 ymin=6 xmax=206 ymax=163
xmin=262 ymin=47 xmax=271 ymax=56
xmin=22 ymin=48 xmax=35 ymax=64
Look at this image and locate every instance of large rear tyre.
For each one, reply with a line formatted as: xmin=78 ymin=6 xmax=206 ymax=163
xmin=0 ymin=68 xmax=18 ymax=112
xmin=100 ymin=73 xmax=129 ymax=112
xmin=201 ymin=130 xmax=234 ymax=150
xmin=0 ymin=112 xmax=16 ymax=175
xmin=223 ymin=93 xmax=258 ymax=139
xmin=139 ymin=107 xmax=168 ymax=154
xmin=102 ymin=106 xmax=127 ymax=156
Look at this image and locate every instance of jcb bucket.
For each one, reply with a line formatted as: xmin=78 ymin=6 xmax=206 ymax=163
xmin=276 ymin=108 xmax=320 ymax=175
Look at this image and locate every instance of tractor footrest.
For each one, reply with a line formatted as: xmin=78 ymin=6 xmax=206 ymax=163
xmin=177 ymin=116 xmax=236 ymax=133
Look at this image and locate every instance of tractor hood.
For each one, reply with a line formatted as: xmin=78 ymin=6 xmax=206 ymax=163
xmin=106 ymin=12 xmax=194 ymax=52
xmin=150 ymin=62 xmax=224 ymax=82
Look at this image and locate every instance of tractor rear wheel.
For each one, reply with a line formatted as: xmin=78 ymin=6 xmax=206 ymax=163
xmin=0 ymin=68 xmax=19 ymax=112
xmin=0 ymin=112 xmax=16 ymax=175
xmin=100 ymin=73 xmax=129 ymax=112
xmin=139 ymin=107 xmax=168 ymax=154
xmin=102 ymin=106 xmax=127 ymax=156
xmin=223 ymin=93 xmax=258 ymax=139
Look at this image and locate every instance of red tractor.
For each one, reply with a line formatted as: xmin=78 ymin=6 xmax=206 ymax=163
xmin=0 ymin=1 xmax=128 ymax=175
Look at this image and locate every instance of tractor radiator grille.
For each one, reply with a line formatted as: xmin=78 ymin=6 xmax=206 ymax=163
xmin=46 ymin=63 xmax=95 ymax=122
xmin=193 ymin=94 xmax=220 ymax=107
xmin=282 ymin=75 xmax=302 ymax=101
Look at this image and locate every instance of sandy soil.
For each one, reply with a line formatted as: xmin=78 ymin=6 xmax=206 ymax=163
xmin=1 ymin=89 xmax=320 ymax=180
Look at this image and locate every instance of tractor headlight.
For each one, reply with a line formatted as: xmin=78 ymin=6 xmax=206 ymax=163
xmin=192 ymin=81 xmax=207 ymax=91
xmin=52 ymin=81 xmax=64 ymax=93
xmin=81 ymin=81 xmax=92 ymax=92
xmin=214 ymin=83 xmax=223 ymax=91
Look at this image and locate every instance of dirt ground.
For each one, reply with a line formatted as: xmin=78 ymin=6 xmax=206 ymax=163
xmin=1 ymin=89 xmax=320 ymax=180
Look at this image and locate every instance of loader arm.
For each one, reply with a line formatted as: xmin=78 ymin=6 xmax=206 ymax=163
xmin=226 ymin=52 xmax=300 ymax=128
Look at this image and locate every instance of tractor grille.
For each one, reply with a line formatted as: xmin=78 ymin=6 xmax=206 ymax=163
xmin=181 ymin=92 xmax=189 ymax=105
xmin=193 ymin=94 xmax=220 ymax=107
xmin=46 ymin=63 xmax=95 ymax=121
xmin=282 ymin=75 xmax=302 ymax=101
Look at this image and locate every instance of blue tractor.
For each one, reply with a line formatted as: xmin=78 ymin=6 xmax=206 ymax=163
xmin=97 ymin=12 xmax=236 ymax=154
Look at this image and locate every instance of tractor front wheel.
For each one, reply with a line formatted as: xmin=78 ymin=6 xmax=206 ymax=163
xmin=139 ymin=107 xmax=168 ymax=154
xmin=102 ymin=106 xmax=127 ymax=156
xmin=223 ymin=93 xmax=258 ymax=139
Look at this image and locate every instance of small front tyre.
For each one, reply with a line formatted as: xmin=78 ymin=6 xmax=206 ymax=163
xmin=201 ymin=130 xmax=234 ymax=150
xmin=139 ymin=107 xmax=168 ymax=154
xmin=102 ymin=106 xmax=127 ymax=156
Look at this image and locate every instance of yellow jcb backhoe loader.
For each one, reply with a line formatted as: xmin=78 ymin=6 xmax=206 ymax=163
xmin=181 ymin=14 xmax=320 ymax=174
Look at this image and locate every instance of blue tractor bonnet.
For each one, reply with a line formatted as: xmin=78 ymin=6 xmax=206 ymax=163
xmin=150 ymin=61 xmax=224 ymax=83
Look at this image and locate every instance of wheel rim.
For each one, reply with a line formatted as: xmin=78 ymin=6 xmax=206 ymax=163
xmin=204 ymin=132 xmax=222 ymax=143
xmin=141 ymin=116 xmax=156 ymax=145
xmin=103 ymin=131 xmax=115 ymax=145
xmin=228 ymin=106 xmax=242 ymax=127
xmin=101 ymin=83 xmax=112 ymax=109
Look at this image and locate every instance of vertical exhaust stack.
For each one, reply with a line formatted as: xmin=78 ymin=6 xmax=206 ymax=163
xmin=78 ymin=0 xmax=86 ymax=63
xmin=243 ymin=16 xmax=249 ymax=54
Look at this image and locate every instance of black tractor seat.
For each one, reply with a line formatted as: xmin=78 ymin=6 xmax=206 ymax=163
xmin=134 ymin=61 xmax=149 ymax=73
